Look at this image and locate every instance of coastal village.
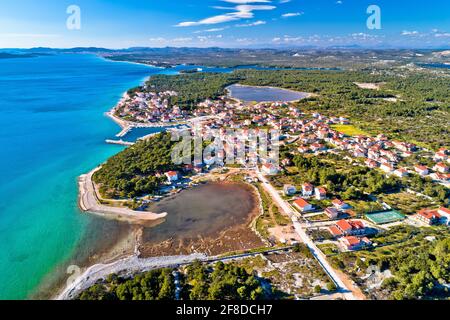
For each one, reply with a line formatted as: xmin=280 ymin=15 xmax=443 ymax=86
xmin=77 ymin=80 xmax=450 ymax=300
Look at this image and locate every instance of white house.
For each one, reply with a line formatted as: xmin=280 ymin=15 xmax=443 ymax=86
xmin=433 ymin=162 xmax=449 ymax=174
xmin=165 ymin=171 xmax=179 ymax=183
xmin=332 ymin=199 xmax=351 ymax=210
xmin=302 ymin=183 xmax=314 ymax=197
xmin=293 ymin=198 xmax=314 ymax=212
xmin=261 ymin=163 xmax=279 ymax=175
xmin=394 ymin=168 xmax=408 ymax=178
xmin=414 ymin=165 xmax=429 ymax=176
xmin=315 ymin=187 xmax=327 ymax=200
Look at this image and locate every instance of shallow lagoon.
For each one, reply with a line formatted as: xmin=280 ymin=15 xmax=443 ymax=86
xmin=227 ymin=84 xmax=309 ymax=103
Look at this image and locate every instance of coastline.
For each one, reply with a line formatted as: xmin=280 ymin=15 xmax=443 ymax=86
xmin=78 ymin=167 xmax=168 ymax=222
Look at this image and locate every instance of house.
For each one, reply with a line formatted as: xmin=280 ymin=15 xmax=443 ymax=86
xmin=380 ymin=163 xmax=394 ymax=173
xmin=365 ymin=159 xmax=378 ymax=169
xmin=332 ymin=199 xmax=351 ymax=210
xmin=283 ymin=185 xmax=297 ymax=196
xmin=394 ymin=168 xmax=408 ymax=178
xmin=438 ymin=207 xmax=450 ymax=225
xmin=430 ymin=172 xmax=450 ymax=181
xmin=165 ymin=171 xmax=179 ymax=183
xmin=433 ymin=162 xmax=449 ymax=174
xmin=339 ymin=236 xmax=372 ymax=251
xmin=293 ymin=198 xmax=314 ymax=212
xmin=315 ymin=187 xmax=327 ymax=200
xmin=325 ymin=207 xmax=340 ymax=219
xmin=261 ymin=163 xmax=279 ymax=175
xmin=302 ymin=183 xmax=314 ymax=197
xmin=415 ymin=209 xmax=442 ymax=225
xmin=334 ymin=220 xmax=366 ymax=236
xmin=414 ymin=165 xmax=429 ymax=176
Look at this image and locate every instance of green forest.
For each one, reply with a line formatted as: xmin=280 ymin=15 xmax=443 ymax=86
xmin=78 ymin=261 xmax=268 ymax=300
xmin=93 ymin=132 xmax=178 ymax=198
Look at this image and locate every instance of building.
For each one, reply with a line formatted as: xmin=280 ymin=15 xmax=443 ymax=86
xmin=315 ymin=187 xmax=327 ymax=200
xmin=414 ymin=165 xmax=429 ymax=176
xmin=380 ymin=163 xmax=394 ymax=173
xmin=332 ymin=199 xmax=351 ymax=210
xmin=331 ymin=220 xmax=366 ymax=236
xmin=261 ymin=163 xmax=279 ymax=175
xmin=302 ymin=183 xmax=314 ymax=197
xmin=293 ymin=198 xmax=314 ymax=212
xmin=438 ymin=207 xmax=450 ymax=225
xmin=325 ymin=207 xmax=340 ymax=219
xmin=433 ymin=162 xmax=449 ymax=174
xmin=339 ymin=236 xmax=372 ymax=251
xmin=283 ymin=185 xmax=297 ymax=196
xmin=165 ymin=171 xmax=179 ymax=183
xmin=415 ymin=209 xmax=442 ymax=225
xmin=394 ymin=168 xmax=408 ymax=178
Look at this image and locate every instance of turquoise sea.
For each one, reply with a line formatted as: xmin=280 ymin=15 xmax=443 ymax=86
xmin=0 ymin=54 xmax=162 ymax=299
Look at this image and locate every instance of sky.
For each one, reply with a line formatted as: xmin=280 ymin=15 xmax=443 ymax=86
xmin=0 ymin=0 xmax=449 ymax=49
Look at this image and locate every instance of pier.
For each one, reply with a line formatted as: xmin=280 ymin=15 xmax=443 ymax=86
xmin=105 ymin=139 xmax=134 ymax=146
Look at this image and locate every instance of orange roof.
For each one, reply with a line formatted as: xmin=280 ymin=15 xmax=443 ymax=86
xmin=329 ymin=226 xmax=343 ymax=236
xmin=343 ymin=236 xmax=360 ymax=246
xmin=439 ymin=207 xmax=450 ymax=215
xmin=336 ymin=220 xmax=353 ymax=232
xmin=294 ymin=198 xmax=310 ymax=208
xmin=417 ymin=209 xmax=441 ymax=220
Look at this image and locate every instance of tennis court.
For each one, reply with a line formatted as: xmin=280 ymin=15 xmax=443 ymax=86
xmin=365 ymin=210 xmax=405 ymax=225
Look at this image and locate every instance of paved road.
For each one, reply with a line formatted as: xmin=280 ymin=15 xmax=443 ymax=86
xmin=79 ymin=168 xmax=167 ymax=221
xmin=256 ymin=171 xmax=358 ymax=300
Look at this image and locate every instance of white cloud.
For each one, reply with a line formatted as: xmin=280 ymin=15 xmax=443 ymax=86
xmin=401 ymin=30 xmax=419 ymax=36
xmin=281 ymin=12 xmax=303 ymax=18
xmin=435 ymin=33 xmax=450 ymax=38
xmin=194 ymin=27 xmax=227 ymax=33
xmin=176 ymin=4 xmax=275 ymax=27
xmin=236 ymin=20 xmax=266 ymax=27
xmin=0 ymin=33 xmax=60 ymax=38
xmin=279 ymin=0 xmax=291 ymax=3
xmin=222 ymin=0 xmax=271 ymax=3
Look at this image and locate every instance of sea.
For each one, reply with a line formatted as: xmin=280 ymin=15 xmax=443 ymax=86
xmin=0 ymin=53 xmax=164 ymax=299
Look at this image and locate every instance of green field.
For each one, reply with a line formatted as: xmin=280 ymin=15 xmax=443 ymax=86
xmin=365 ymin=210 xmax=405 ymax=225
xmin=331 ymin=124 xmax=369 ymax=136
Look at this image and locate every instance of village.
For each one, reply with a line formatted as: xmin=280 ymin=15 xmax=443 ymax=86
xmin=116 ymin=84 xmax=450 ymax=264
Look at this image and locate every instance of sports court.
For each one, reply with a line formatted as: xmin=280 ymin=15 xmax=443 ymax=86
xmin=365 ymin=210 xmax=405 ymax=225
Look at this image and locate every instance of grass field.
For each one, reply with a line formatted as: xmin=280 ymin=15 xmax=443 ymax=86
xmin=331 ymin=124 xmax=368 ymax=136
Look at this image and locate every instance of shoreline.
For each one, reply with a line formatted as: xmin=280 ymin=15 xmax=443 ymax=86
xmin=78 ymin=167 xmax=168 ymax=222
xmin=56 ymin=253 xmax=208 ymax=300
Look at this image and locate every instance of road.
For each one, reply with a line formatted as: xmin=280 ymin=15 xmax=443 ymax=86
xmin=78 ymin=168 xmax=168 ymax=221
xmin=256 ymin=171 xmax=360 ymax=300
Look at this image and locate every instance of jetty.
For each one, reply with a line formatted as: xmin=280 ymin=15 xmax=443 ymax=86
xmin=105 ymin=139 xmax=134 ymax=146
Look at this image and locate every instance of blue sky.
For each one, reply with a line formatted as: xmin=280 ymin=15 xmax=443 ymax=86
xmin=0 ymin=0 xmax=449 ymax=48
